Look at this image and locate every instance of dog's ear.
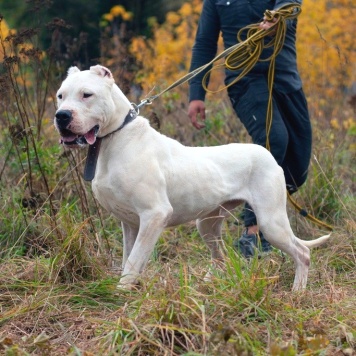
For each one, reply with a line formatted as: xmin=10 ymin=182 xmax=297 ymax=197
xmin=67 ymin=66 xmax=80 ymax=76
xmin=90 ymin=65 xmax=114 ymax=81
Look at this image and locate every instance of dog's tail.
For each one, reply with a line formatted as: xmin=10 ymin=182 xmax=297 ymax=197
xmin=297 ymin=234 xmax=331 ymax=248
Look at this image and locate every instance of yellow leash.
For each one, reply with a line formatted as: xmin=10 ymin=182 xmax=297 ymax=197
xmin=136 ymin=3 xmax=333 ymax=231
xmin=201 ymin=3 xmax=301 ymax=151
xmin=287 ymin=192 xmax=333 ymax=231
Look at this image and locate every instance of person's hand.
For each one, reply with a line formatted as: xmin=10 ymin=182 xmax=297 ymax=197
xmin=188 ymin=100 xmax=206 ymax=130
xmin=259 ymin=11 xmax=278 ymax=33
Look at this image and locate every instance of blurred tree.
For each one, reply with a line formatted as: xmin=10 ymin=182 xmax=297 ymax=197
xmin=106 ymin=0 xmax=185 ymax=35
xmin=0 ymin=0 xmax=110 ymax=69
xmin=0 ymin=0 xmax=185 ymax=71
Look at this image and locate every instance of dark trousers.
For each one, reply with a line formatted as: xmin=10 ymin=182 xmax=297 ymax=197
xmin=229 ymin=79 xmax=312 ymax=227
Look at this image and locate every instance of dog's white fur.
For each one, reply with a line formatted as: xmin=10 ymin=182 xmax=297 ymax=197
xmin=55 ymin=65 xmax=330 ymax=291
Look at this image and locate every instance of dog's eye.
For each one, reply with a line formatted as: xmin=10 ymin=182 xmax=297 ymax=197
xmin=83 ymin=93 xmax=93 ymax=99
xmin=57 ymin=94 xmax=62 ymax=99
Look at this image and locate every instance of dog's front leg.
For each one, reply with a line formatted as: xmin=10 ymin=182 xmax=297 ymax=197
xmin=118 ymin=209 xmax=171 ymax=289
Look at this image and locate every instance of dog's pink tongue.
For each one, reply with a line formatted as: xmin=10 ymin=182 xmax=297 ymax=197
xmin=61 ymin=135 xmax=78 ymax=143
xmin=84 ymin=129 xmax=97 ymax=145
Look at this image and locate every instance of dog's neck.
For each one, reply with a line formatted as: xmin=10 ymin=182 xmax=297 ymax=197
xmin=99 ymin=84 xmax=135 ymax=137
xmin=83 ymin=108 xmax=137 ymax=182
xmin=99 ymin=108 xmax=137 ymax=139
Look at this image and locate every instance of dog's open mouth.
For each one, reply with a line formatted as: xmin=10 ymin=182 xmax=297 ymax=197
xmin=60 ymin=125 xmax=99 ymax=146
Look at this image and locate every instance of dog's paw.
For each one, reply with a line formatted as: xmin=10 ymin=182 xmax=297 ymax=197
xmin=203 ymin=270 xmax=213 ymax=283
xmin=117 ymin=275 xmax=141 ymax=291
xmin=203 ymin=260 xmax=226 ymax=282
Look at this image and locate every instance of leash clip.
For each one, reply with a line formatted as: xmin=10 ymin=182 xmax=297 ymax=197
xmin=139 ymin=97 xmax=154 ymax=107
xmin=131 ymin=98 xmax=154 ymax=115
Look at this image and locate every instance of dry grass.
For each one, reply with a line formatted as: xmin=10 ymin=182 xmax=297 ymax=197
xmin=0 ymin=217 xmax=355 ymax=355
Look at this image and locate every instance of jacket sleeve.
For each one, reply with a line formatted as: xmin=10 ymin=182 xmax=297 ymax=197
xmin=274 ymin=0 xmax=302 ymax=9
xmin=189 ymin=0 xmax=221 ymax=102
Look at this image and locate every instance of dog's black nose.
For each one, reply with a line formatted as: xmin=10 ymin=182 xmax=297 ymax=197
xmin=55 ymin=110 xmax=72 ymax=129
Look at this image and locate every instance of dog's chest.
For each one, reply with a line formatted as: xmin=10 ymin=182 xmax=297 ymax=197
xmin=92 ymin=182 xmax=140 ymax=226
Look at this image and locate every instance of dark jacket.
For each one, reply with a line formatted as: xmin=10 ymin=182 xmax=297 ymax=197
xmin=189 ymin=0 xmax=303 ymax=101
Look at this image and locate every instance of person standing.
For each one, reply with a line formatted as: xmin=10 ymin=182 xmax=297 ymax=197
xmin=188 ymin=0 xmax=312 ymax=257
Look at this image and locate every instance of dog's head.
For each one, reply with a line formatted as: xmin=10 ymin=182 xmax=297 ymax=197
xmin=54 ymin=65 xmax=132 ymax=147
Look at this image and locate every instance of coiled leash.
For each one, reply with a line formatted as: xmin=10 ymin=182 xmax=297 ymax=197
xmin=134 ymin=3 xmax=333 ymax=231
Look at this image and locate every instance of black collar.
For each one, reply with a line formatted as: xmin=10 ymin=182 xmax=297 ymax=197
xmin=83 ymin=108 xmax=137 ymax=181
xmin=102 ymin=108 xmax=137 ymax=138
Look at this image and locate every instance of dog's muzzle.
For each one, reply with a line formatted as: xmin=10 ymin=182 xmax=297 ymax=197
xmin=55 ymin=110 xmax=73 ymax=131
xmin=55 ymin=109 xmax=99 ymax=147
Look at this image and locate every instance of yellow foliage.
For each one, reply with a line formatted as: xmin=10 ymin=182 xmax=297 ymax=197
xmin=0 ymin=18 xmax=14 ymax=60
xmin=103 ymin=5 xmax=133 ymax=23
xmin=166 ymin=12 xmax=181 ymax=26
xmin=0 ymin=20 xmax=42 ymax=89
xmin=343 ymin=117 xmax=355 ymax=130
xmin=128 ymin=0 xmax=354 ymax=105
xmin=297 ymin=0 xmax=355 ymax=94
xmin=129 ymin=0 xmax=203 ymax=95
xmin=330 ymin=118 xmax=340 ymax=129
xmin=110 ymin=5 xmax=126 ymax=17
xmin=103 ymin=13 xmax=114 ymax=22
xmin=0 ymin=18 xmax=10 ymax=37
xmin=180 ymin=3 xmax=195 ymax=17
xmin=122 ymin=12 xmax=133 ymax=21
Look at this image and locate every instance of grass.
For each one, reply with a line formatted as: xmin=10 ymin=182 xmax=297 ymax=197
xmin=0 ymin=10 xmax=355 ymax=356
xmin=0 ymin=213 xmax=355 ymax=355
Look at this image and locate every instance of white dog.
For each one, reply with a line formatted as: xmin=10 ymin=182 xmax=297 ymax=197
xmin=54 ymin=65 xmax=330 ymax=291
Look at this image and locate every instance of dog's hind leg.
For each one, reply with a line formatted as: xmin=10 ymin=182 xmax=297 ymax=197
xmin=121 ymin=222 xmax=139 ymax=269
xmin=257 ymin=210 xmax=311 ymax=291
xmin=197 ymin=208 xmax=226 ymax=261
xmin=247 ymin=169 xmax=312 ymax=290
xmin=197 ymin=201 xmax=241 ymax=261
xmin=197 ymin=208 xmax=228 ymax=282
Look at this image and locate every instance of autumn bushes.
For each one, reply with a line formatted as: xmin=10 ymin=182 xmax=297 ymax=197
xmin=101 ymin=0 xmax=355 ymax=133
